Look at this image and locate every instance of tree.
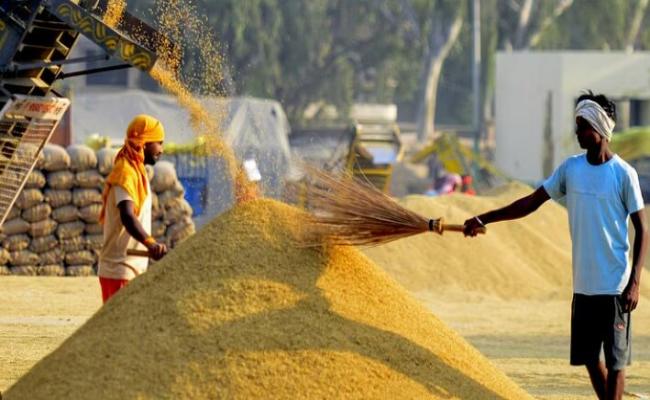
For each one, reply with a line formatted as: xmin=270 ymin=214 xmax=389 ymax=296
xmin=411 ymin=0 xmax=465 ymax=142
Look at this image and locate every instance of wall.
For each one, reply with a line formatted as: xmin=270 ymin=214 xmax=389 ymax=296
xmin=496 ymin=51 xmax=650 ymax=183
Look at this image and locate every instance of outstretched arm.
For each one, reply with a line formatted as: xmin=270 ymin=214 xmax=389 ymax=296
xmin=463 ymin=186 xmax=551 ymax=237
xmin=624 ymin=209 xmax=648 ymax=312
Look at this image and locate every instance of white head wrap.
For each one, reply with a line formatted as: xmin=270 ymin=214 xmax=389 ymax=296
xmin=575 ymin=99 xmax=615 ymax=141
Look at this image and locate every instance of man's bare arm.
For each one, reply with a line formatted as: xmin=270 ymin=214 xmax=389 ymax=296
xmin=625 ymin=209 xmax=648 ymax=312
xmin=117 ymin=200 xmax=167 ymax=260
xmin=464 ymin=186 xmax=551 ymax=236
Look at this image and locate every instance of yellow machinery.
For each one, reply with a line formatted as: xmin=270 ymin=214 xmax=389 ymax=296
xmin=290 ymin=104 xmax=404 ymax=195
xmin=411 ymin=132 xmax=505 ymax=192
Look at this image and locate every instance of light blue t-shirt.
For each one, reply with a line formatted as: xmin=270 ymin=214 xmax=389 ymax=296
xmin=543 ymin=154 xmax=644 ymax=295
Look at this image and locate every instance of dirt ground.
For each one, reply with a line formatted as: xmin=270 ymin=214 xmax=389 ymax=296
xmin=0 ymin=277 xmax=648 ymax=399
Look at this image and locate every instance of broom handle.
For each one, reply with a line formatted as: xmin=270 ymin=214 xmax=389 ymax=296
xmin=442 ymin=224 xmax=487 ymax=234
xmin=127 ymin=249 xmax=150 ymax=257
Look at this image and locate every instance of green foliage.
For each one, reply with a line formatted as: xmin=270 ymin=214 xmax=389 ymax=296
xmin=536 ymin=0 xmax=634 ymax=50
xmin=124 ymin=0 xmax=650 ymax=128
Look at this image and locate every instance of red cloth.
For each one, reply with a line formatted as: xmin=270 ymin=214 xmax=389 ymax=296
xmin=99 ymin=277 xmax=130 ymax=303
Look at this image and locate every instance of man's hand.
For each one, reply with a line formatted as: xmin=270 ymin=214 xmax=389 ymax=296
xmin=146 ymin=241 xmax=168 ymax=261
xmin=622 ymin=280 xmax=640 ymax=312
xmin=463 ymin=217 xmax=485 ymax=237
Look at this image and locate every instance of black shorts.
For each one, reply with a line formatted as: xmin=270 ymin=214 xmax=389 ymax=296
xmin=571 ymin=294 xmax=631 ymax=371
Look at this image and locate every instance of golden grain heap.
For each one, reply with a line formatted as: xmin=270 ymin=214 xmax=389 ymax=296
xmin=5 ymin=200 xmax=531 ymax=399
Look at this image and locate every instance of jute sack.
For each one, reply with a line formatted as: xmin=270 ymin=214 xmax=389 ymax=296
xmin=152 ymin=193 xmax=163 ymax=220
xmin=16 ymin=143 xmax=40 ymax=162
xmin=47 ymin=171 xmax=75 ymax=190
xmin=75 ymin=170 xmax=104 ymax=189
xmin=42 ymin=144 xmax=70 ymax=172
xmin=171 ymin=180 xmax=184 ymax=197
xmin=85 ymin=223 xmax=103 ymax=235
xmin=37 ymin=265 xmax=65 ymax=276
xmin=167 ymin=217 xmax=195 ymax=245
xmin=96 ymin=147 xmax=118 ymax=175
xmin=16 ymin=189 xmax=44 ymax=209
xmin=52 ymin=205 xmax=79 ymax=223
xmin=0 ymin=265 xmax=10 ymax=275
xmin=66 ymin=265 xmax=94 ymax=277
xmin=60 ymin=236 xmax=86 ymax=252
xmin=29 ymin=235 xmax=58 ymax=254
xmin=72 ymin=188 xmax=102 ymax=207
xmin=3 ymin=218 xmax=30 ymax=236
xmin=0 ymin=247 xmax=11 ymax=265
xmin=65 ymin=250 xmax=95 ymax=266
xmin=29 ymin=218 xmax=57 ymax=238
xmin=67 ymin=144 xmax=97 ymax=171
xmin=3 ymin=234 xmax=30 ymax=252
xmin=22 ymin=203 xmax=52 ymax=223
xmin=7 ymin=205 xmax=21 ymax=220
xmin=10 ymin=250 xmax=40 ymax=266
xmin=152 ymin=220 xmax=166 ymax=238
xmin=79 ymin=203 xmax=102 ymax=223
xmin=85 ymin=234 xmax=103 ymax=250
xmin=56 ymin=221 xmax=85 ymax=240
xmin=44 ymin=189 xmax=72 ymax=208
xmin=11 ymin=266 xmax=37 ymax=276
xmin=151 ymin=192 xmax=159 ymax=210
xmin=25 ymin=170 xmax=46 ymax=189
xmin=39 ymin=248 xmax=64 ymax=265
xmin=157 ymin=190 xmax=178 ymax=209
xmin=151 ymin=161 xmax=177 ymax=192
xmin=164 ymin=198 xmax=193 ymax=224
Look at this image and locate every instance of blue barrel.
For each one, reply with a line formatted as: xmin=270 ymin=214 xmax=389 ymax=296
xmin=178 ymin=177 xmax=207 ymax=216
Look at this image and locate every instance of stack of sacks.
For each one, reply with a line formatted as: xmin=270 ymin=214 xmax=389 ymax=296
xmin=6 ymin=146 xmax=61 ymax=276
xmin=0 ymin=145 xmax=196 ymax=277
xmin=65 ymin=144 xmax=103 ymax=276
xmin=149 ymin=161 xmax=195 ymax=248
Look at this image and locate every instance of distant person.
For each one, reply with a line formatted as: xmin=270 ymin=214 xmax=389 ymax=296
xmin=425 ymin=173 xmax=461 ymax=196
xmin=460 ymin=174 xmax=476 ymax=195
xmin=463 ymin=91 xmax=648 ymax=400
xmin=98 ymin=115 xmax=168 ymax=303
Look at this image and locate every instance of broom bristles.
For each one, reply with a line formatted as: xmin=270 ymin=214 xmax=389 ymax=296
xmin=301 ymin=168 xmax=438 ymax=246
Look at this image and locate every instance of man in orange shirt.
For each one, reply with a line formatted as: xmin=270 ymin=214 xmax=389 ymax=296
xmin=98 ymin=115 xmax=168 ymax=303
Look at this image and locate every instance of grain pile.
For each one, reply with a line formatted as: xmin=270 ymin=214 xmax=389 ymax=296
xmin=0 ymin=144 xmax=194 ymax=277
xmin=5 ymin=199 xmax=532 ymax=399
xmin=364 ymin=182 xmax=650 ymax=299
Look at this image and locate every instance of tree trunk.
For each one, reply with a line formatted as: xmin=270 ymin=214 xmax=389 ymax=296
xmin=513 ymin=0 xmax=534 ymax=49
xmin=416 ymin=13 xmax=463 ymax=143
xmin=527 ymin=0 xmax=574 ymax=49
xmin=625 ymin=0 xmax=649 ymax=52
xmin=418 ymin=57 xmax=443 ymax=142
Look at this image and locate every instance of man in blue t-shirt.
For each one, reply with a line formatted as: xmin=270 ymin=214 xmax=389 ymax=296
xmin=464 ymin=91 xmax=648 ymax=400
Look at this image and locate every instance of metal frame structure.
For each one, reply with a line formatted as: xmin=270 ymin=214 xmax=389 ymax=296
xmin=0 ymin=0 xmax=169 ymax=225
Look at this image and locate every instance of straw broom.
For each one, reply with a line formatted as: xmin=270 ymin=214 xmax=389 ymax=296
xmin=302 ymin=168 xmax=485 ymax=246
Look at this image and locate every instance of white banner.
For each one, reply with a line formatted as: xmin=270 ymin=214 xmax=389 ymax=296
xmin=9 ymin=96 xmax=70 ymax=121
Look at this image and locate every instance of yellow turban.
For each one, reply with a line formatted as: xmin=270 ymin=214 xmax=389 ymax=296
xmin=100 ymin=115 xmax=165 ymax=223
